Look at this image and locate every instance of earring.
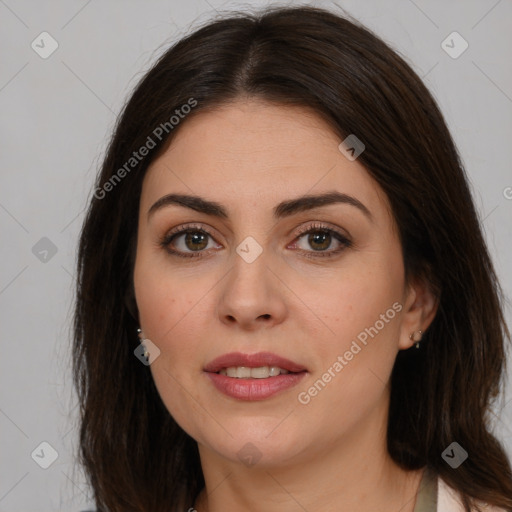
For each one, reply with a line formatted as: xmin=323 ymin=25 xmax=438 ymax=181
xmin=137 ymin=328 xmax=149 ymax=361
xmin=409 ymin=330 xmax=423 ymax=349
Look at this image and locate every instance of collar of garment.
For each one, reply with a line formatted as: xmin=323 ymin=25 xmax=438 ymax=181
xmin=414 ymin=467 xmax=506 ymax=512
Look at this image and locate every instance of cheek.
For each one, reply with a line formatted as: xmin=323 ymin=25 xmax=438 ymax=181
xmin=134 ymin=248 xmax=209 ymax=342
xmin=134 ymin=271 xmax=211 ymax=439
xmin=133 ymin=255 xmax=216 ymax=423
xmin=135 ymin=281 xmax=211 ymax=380
xmin=294 ymin=256 xmax=403 ymax=415
xmin=303 ymin=260 xmax=403 ymax=356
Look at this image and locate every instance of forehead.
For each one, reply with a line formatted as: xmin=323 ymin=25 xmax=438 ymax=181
xmin=157 ymin=99 xmax=341 ymax=167
xmin=140 ymin=99 xmax=391 ymax=223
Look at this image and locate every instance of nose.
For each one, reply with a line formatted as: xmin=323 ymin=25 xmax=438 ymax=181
xmin=216 ymin=249 xmax=287 ymax=331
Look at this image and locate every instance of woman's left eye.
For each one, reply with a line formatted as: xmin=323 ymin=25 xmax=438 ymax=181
xmin=291 ymin=225 xmax=352 ymax=259
xmin=159 ymin=223 xmax=351 ymax=259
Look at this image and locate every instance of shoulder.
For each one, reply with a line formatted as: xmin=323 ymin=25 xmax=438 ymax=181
xmin=437 ymin=476 xmax=508 ymax=512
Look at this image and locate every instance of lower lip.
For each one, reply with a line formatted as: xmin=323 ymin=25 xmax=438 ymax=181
xmin=205 ymin=371 xmax=307 ymax=400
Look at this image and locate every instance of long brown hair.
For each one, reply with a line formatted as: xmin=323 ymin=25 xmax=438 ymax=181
xmin=72 ymin=5 xmax=512 ymax=511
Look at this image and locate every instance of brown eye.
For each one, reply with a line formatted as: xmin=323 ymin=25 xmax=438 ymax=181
xmin=159 ymin=225 xmax=220 ymax=258
xmin=181 ymin=231 xmax=209 ymax=251
xmin=291 ymin=223 xmax=352 ymax=259
xmin=306 ymin=231 xmax=332 ymax=251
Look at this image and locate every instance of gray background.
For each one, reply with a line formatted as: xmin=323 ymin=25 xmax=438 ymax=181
xmin=1 ymin=0 xmax=511 ymax=510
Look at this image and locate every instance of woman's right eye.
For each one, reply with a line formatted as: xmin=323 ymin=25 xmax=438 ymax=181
xmin=160 ymin=227 xmax=220 ymax=258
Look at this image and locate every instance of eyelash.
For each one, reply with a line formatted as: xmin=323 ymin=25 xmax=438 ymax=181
xmin=158 ymin=222 xmax=352 ymax=260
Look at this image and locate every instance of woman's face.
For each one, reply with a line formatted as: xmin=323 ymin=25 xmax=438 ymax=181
xmin=133 ymin=99 xmax=433 ymax=468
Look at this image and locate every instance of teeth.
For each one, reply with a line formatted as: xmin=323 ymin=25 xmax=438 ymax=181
xmin=218 ymin=366 xmax=290 ymax=378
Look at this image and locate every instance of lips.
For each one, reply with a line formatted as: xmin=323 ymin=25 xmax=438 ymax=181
xmin=204 ymin=351 xmax=307 ymax=374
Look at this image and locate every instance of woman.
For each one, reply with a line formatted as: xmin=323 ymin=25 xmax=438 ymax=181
xmin=73 ymin=5 xmax=512 ymax=511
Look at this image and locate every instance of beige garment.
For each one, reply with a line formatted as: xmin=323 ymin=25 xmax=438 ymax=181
xmin=413 ymin=466 xmax=437 ymax=511
xmin=437 ymin=475 xmax=507 ymax=512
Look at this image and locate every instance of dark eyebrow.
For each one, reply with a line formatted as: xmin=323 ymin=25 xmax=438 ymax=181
xmin=147 ymin=191 xmax=372 ymax=222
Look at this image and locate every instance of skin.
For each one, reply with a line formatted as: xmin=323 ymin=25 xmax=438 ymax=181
xmin=133 ymin=99 xmax=438 ymax=512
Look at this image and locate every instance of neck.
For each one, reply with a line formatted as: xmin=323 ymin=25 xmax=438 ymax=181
xmin=193 ymin=399 xmax=424 ymax=512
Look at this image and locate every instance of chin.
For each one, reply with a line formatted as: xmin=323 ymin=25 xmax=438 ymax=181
xmin=198 ymin=422 xmax=311 ymax=468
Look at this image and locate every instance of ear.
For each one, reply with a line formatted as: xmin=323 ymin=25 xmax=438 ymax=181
xmin=398 ymin=276 xmax=439 ymax=350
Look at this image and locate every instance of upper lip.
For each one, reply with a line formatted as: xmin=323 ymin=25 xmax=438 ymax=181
xmin=204 ymin=351 xmax=307 ymax=373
